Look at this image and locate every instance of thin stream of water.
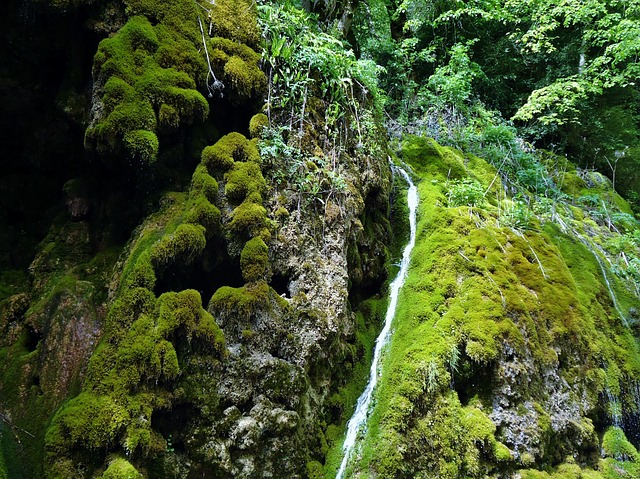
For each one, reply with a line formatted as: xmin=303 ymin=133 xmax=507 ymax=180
xmin=335 ymin=165 xmax=418 ymax=479
xmin=557 ymin=218 xmax=628 ymax=326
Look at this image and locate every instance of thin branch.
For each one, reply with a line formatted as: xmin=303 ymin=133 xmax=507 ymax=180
xmin=197 ymin=11 xmax=224 ymax=98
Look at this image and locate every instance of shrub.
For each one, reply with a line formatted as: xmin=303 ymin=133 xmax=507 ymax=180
xmin=446 ymin=178 xmax=485 ymax=207
xmin=501 ymin=200 xmax=533 ymax=230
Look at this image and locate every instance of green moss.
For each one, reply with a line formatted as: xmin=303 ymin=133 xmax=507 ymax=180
xmin=184 ymin=195 xmax=220 ymax=234
xmin=157 ymin=289 xmax=224 ymax=348
xmin=190 ymin=165 xmax=218 ymax=202
xmin=117 ymin=192 xmax=186 ymax=293
xmin=46 ymin=393 xmax=129 ymax=452
xmin=307 ymin=460 xmax=324 ymax=479
xmin=495 ymin=441 xmax=513 ymax=462
xmin=208 ymin=0 xmax=260 ymax=48
xmin=123 ymin=129 xmax=159 ymax=164
xmin=228 ymin=200 xmax=268 ymax=239
xmin=338 ymin=136 xmax=640 ymax=478
xmin=47 ymin=286 xmax=223 ymax=468
xmin=249 ymin=113 xmax=269 ymax=139
xmin=0 ymin=423 xmax=20 ymax=479
xmin=201 ymin=132 xmax=261 ymax=175
xmin=101 ymin=456 xmax=143 ymax=479
xmin=240 ymin=237 xmax=270 ymax=283
xmin=602 ymin=427 xmax=639 ymax=463
xmin=402 ymin=135 xmax=466 ymax=180
xmin=149 ymin=223 xmax=206 ymax=269
xmin=158 ymin=103 xmax=179 ymax=128
xmin=86 ymin=15 xmax=208 ymax=164
xmin=97 ymin=286 xmax=157 ymax=343
xmin=223 ymin=55 xmax=265 ymax=98
xmin=209 ymin=282 xmax=270 ymax=318
xmin=41 ymin=1 xmax=269 ymax=476
xmin=372 ymin=392 xmax=493 ymax=477
xmin=225 ymin=160 xmax=266 ymax=203
xmin=124 ymin=251 xmax=156 ymax=290
xmin=0 ymin=269 xmax=28 ymax=305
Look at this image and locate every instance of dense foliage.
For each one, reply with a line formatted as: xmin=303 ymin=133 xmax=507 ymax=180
xmin=342 ymin=0 xmax=640 ymax=203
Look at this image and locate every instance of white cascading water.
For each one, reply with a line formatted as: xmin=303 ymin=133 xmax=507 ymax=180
xmin=335 ymin=165 xmax=418 ymax=479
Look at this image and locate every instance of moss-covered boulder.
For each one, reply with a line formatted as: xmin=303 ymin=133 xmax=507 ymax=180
xmin=334 ymin=136 xmax=640 ymax=479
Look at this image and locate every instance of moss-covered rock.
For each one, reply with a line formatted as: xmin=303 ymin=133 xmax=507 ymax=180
xmin=201 ymin=132 xmax=261 ymax=175
xmin=149 ymin=223 xmax=207 ymax=268
xmin=86 ymin=15 xmax=208 ymax=164
xmin=240 ymin=237 xmax=270 ymax=283
xmin=208 ymin=37 xmax=266 ymax=100
xmin=249 ymin=113 xmax=269 ymax=139
xmin=208 ymin=0 xmax=260 ymax=48
xmin=336 ymin=136 xmax=640 ymax=479
xmin=101 ymin=456 xmax=143 ymax=479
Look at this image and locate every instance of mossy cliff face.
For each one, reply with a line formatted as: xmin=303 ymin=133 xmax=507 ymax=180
xmin=339 ymin=136 xmax=640 ymax=478
xmin=7 ymin=1 xmax=640 ymax=478
xmin=1 ymin=0 xmax=393 ymax=478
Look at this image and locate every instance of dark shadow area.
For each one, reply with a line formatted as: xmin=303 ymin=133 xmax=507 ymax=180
xmin=623 ymin=412 xmax=640 ymax=448
xmin=452 ymin=353 xmax=496 ymax=406
xmin=270 ymin=273 xmax=290 ymax=297
xmin=153 ymin=239 xmax=244 ymax=303
xmin=0 ymin=1 xmax=104 ymax=270
xmin=24 ymin=325 xmax=42 ymax=353
xmin=151 ymin=405 xmax=195 ymax=454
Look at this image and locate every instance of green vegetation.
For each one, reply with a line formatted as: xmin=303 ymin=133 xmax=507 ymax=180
xmin=345 ymin=0 xmax=640 ymax=203
xmin=257 ymin=0 xmax=388 ymax=219
xmin=202 ymin=132 xmax=260 ymax=174
xmin=240 ymin=237 xmax=270 ymax=283
xmin=42 ymin=123 xmax=279 ymax=475
xmin=85 ymin=0 xmax=265 ymax=167
xmin=101 ymin=456 xmax=143 ymax=479
xmin=4 ymin=0 xmax=640 ymax=477
xmin=36 ymin=0 xmax=274 ymax=473
xmin=86 ymin=14 xmax=208 ymax=164
xmin=334 ymin=135 xmax=640 ymax=478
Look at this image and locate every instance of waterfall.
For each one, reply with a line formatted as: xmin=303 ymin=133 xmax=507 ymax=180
xmin=605 ymin=387 xmax=623 ymax=428
xmin=335 ymin=165 xmax=418 ymax=479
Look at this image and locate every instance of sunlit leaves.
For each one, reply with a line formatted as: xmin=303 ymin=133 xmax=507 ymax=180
xmin=513 ymin=78 xmax=601 ymax=126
